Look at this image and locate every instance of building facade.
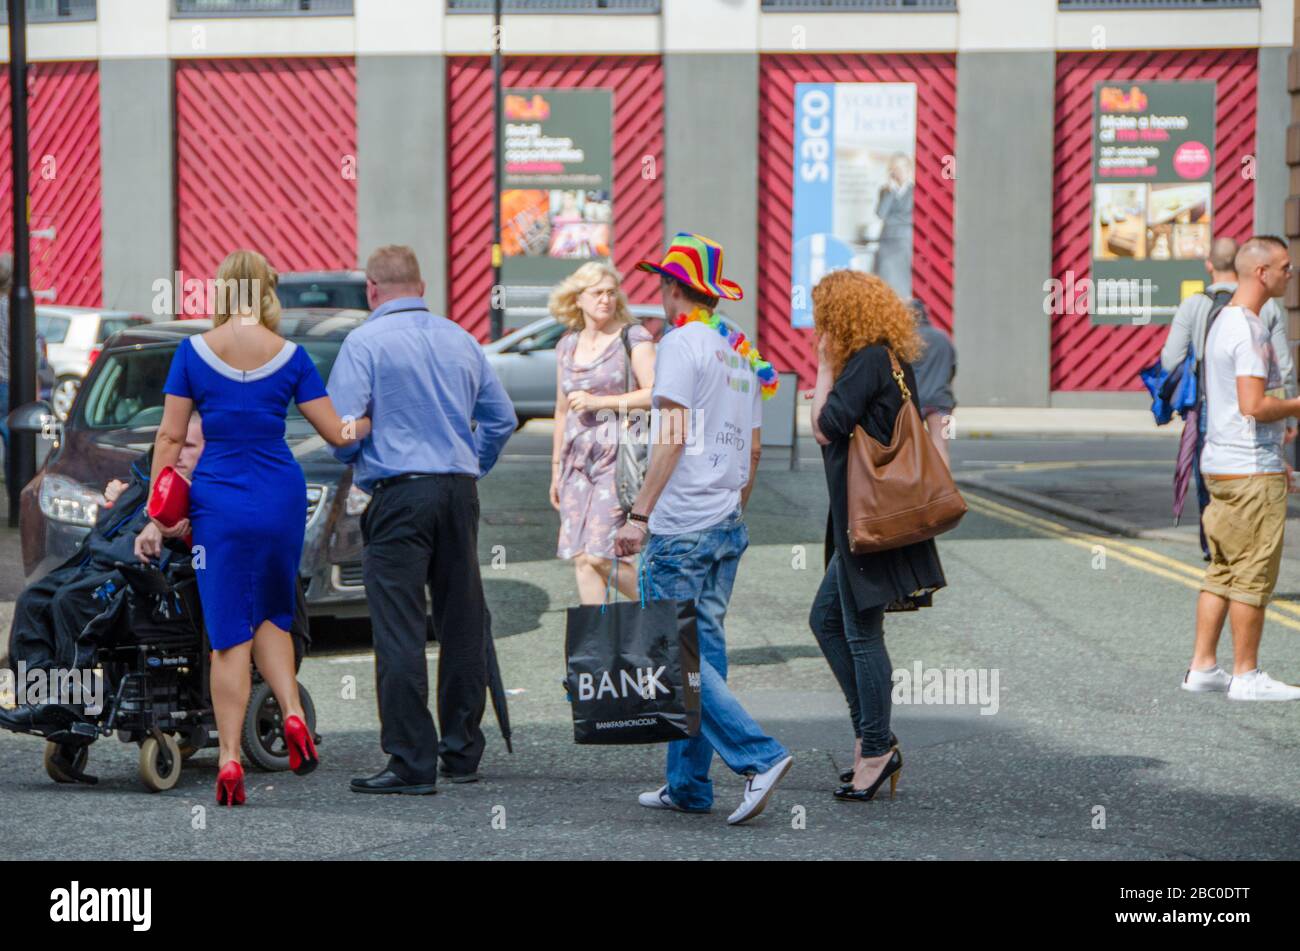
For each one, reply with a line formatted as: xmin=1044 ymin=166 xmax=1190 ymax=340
xmin=0 ymin=0 xmax=1290 ymax=406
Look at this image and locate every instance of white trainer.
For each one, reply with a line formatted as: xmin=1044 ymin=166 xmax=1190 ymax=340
xmin=1181 ymin=665 xmax=1232 ymax=693
xmin=1227 ymin=670 xmax=1300 ymax=702
xmin=638 ymin=785 xmax=685 ymax=811
xmin=727 ymin=755 xmax=793 ymax=826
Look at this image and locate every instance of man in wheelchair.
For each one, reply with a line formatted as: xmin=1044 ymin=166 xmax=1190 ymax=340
xmin=0 ymin=415 xmax=205 ymax=732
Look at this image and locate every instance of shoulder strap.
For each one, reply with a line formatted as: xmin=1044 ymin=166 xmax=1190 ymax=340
xmin=1197 ymin=291 xmax=1235 ymax=406
xmin=621 ymin=324 xmax=634 ymax=390
xmin=1198 ymin=290 xmax=1234 ymax=367
xmin=886 ymin=348 xmax=911 ymax=403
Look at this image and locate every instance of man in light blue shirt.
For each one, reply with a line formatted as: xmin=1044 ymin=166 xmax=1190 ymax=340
xmin=327 ymin=245 xmax=515 ymax=794
xmin=328 ymin=277 xmax=516 ymax=486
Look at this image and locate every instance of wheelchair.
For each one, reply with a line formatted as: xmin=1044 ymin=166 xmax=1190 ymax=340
xmin=36 ymin=560 xmax=318 ymax=793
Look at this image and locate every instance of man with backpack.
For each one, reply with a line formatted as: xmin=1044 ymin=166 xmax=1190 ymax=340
xmin=1181 ymin=236 xmax=1300 ymax=701
xmin=1160 ymin=237 xmax=1296 ymax=558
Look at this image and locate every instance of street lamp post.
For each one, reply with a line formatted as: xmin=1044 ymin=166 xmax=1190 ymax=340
xmin=7 ymin=0 xmax=37 ymax=528
xmin=489 ymin=0 xmax=504 ymax=342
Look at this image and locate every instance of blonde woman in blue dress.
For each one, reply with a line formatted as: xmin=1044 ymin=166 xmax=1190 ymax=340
xmin=151 ymin=250 xmax=369 ymax=805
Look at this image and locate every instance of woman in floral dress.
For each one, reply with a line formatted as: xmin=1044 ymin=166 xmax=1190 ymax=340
xmin=549 ymin=262 xmax=656 ymax=603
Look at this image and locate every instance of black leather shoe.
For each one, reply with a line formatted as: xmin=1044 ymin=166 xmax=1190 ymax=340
xmin=839 ymin=732 xmax=899 ymax=784
xmin=0 ymin=703 xmax=80 ymax=733
xmin=350 ymin=769 xmax=437 ymax=795
xmin=439 ymin=763 xmax=481 ymax=784
xmin=834 ymin=748 xmax=902 ymax=803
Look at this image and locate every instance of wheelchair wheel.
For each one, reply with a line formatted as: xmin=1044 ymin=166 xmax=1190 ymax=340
xmin=138 ymin=734 xmax=183 ymax=792
xmin=44 ymin=742 xmax=88 ymax=784
xmin=241 ymin=680 xmax=317 ymax=772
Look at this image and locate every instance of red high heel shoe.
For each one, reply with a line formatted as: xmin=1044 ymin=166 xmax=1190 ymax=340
xmin=284 ymin=715 xmax=318 ymax=776
xmin=215 ymin=760 xmax=245 ymax=806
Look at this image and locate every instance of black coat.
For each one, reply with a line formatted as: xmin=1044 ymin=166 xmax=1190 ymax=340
xmin=818 ymin=344 xmax=947 ymax=614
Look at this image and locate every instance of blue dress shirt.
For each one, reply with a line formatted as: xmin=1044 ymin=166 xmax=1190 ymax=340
xmin=326 ymin=297 xmax=517 ymax=489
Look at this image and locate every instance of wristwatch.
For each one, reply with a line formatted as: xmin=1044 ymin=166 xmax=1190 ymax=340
xmin=628 ymin=511 xmax=649 ymax=524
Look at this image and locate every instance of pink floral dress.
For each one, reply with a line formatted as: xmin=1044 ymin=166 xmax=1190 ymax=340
xmin=556 ymin=322 xmax=654 ymax=560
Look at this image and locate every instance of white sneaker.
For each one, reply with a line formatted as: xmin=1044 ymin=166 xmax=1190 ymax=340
xmin=727 ymin=755 xmax=793 ymax=826
xmin=638 ymin=785 xmax=686 ymax=811
xmin=1227 ymin=670 xmax=1300 ymax=702
xmin=1181 ymin=665 xmax=1232 ymax=693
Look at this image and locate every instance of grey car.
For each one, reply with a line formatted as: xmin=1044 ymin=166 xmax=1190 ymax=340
xmin=276 ymin=270 xmax=369 ymax=312
xmin=483 ymin=304 xmax=668 ymax=424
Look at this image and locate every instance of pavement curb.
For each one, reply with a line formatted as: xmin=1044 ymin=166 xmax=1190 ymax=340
xmin=955 ymin=473 xmax=1196 ymax=546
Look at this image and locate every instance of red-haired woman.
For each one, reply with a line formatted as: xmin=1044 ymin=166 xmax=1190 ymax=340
xmin=808 ymin=269 xmax=947 ymax=803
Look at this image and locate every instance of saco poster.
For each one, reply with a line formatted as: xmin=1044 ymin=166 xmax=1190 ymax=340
xmin=1090 ymin=80 xmax=1216 ymax=324
xmin=499 ymin=88 xmax=614 ymax=285
xmin=790 ymin=82 xmax=917 ymax=329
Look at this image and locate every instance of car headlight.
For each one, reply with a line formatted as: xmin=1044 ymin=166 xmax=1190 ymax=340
xmin=39 ymin=475 xmax=104 ymax=527
xmin=345 ymin=485 xmax=371 ymax=517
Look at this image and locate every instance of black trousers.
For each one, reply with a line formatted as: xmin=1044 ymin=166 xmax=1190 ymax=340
xmin=8 ymin=564 xmax=116 ymax=673
xmin=361 ymin=475 xmax=487 ymax=783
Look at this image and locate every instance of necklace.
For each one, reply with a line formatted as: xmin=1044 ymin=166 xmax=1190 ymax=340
xmin=673 ymin=308 xmax=779 ymax=400
xmin=576 ymin=326 xmax=617 ymax=361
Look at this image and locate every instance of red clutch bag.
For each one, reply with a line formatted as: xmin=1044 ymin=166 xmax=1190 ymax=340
xmin=148 ymin=466 xmax=191 ymax=529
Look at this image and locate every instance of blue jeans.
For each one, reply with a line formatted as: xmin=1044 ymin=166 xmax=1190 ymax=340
xmin=641 ymin=508 xmax=788 ymax=811
xmin=808 ymin=552 xmax=893 ymax=757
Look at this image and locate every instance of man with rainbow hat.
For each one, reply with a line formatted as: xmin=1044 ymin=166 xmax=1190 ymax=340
xmin=614 ymin=232 xmax=791 ymax=825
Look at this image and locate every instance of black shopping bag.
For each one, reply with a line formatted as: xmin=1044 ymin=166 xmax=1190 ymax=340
xmin=564 ymin=595 xmax=701 ymax=745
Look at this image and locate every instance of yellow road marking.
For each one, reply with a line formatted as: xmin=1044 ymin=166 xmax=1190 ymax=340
xmin=993 ymin=459 xmax=1167 ymax=473
xmin=965 ymin=492 xmax=1300 ymax=620
xmin=964 ymin=492 xmax=1300 ymax=633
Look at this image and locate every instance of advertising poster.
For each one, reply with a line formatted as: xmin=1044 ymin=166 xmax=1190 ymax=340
xmin=790 ymin=82 xmax=917 ymax=329
xmin=499 ymin=88 xmax=614 ymax=286
xmin=1090 ymin=80 xmax=1216 ymax=324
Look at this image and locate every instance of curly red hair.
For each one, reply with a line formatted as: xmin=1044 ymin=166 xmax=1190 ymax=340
xmin=812 ymin=270 xmax=922 ymax=377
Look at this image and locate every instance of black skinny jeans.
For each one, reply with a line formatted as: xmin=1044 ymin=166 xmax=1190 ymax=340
xmin=808 ymin=552 xmax=893 ymax=758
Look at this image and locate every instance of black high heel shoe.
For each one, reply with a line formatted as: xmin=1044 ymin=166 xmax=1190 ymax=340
xmin=839 ymin=732 xmax=898 ymax=783
xmin=834 ymin=748 xmax=902 ymax=803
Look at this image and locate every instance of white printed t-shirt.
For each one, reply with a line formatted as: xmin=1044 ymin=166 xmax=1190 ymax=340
xmin=648 ymin=321 xmax=763 ymax=536
xmin=1201 ymin=305 xmax=1286 ymax=476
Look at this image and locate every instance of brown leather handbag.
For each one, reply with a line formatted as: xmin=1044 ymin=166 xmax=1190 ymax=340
xmin=845 ymin=349 xmax=966 ymax=554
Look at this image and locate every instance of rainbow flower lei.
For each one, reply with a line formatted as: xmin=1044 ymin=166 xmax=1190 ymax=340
xmin=674 ymin=308 xmax=780 ymax=401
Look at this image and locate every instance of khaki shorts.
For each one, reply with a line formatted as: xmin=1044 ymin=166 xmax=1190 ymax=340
xmin=1201 ymin=474 xmax=1288 ymax=607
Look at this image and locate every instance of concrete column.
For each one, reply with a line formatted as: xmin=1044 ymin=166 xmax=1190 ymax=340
xmin=99 ymin=58 xmax=174 ymax=314
xmin=356 ymin=54 xmax=447 ymax=315
xmin=952 ymin=50 xmax=1056 ymax=407
xmin=662 ymin=0 xmax=759 ymax=339
xmin=662 ymin=53 xmax=760 ymax=339
xmin=1258 ymin=45 xmax=1288 ymax=238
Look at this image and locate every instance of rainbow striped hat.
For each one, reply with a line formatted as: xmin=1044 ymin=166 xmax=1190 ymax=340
xmin=636 ymin=232 xmax=744 ymax=302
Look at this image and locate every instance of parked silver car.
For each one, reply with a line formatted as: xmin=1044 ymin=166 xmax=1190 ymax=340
xmin=483 ymin=304 xmax=669 ymax=424
xmin=36 ymin=306 xmax=152 ymax=420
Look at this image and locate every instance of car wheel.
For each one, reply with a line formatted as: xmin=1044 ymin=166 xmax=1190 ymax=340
xmin=51 ymin=375 xmax=81 ymax=421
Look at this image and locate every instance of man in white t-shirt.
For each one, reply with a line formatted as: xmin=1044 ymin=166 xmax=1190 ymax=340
xmin=1182 ymin=235 xmax=1300 ymax=701
xmin=613 ymin=232 xmax=792 ymax=825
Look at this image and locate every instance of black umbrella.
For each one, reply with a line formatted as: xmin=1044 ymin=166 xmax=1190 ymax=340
xmin=483 ymin=607 xmax=513 ymax=754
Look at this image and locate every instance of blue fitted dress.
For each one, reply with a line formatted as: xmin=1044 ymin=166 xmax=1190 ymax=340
xmin=163 ymin=335 xmax=328 ymax=650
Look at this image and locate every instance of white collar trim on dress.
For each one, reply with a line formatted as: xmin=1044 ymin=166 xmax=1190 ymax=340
xmin=191 ymin=335 xmax=296 ymax=382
